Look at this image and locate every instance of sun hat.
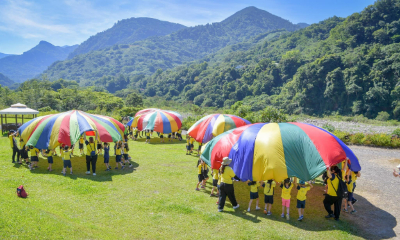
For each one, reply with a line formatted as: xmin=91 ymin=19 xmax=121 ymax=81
xmin=221 ymin=157 xmax=232 ymax=165
xmin=299 ymin=180 xmax=305 ymax=185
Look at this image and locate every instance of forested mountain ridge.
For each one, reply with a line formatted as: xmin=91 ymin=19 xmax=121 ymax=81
xmin=42 ymin=7 xmax=307 ymax=84
xmin=128 ymin=0 xmax=400 ymax=120
xmin=0 ymin=41 xmax=77 ymax=82
xmin=0 ymin=73 xmax=14 ymax=87
xmin=68 ymin=17 xmax=187 ymax=59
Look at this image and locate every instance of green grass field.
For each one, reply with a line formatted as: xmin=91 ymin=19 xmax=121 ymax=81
xmin=0 ymin=134 xmax=365 ymax=239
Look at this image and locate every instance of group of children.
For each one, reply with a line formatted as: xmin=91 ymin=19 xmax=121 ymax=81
xmin=128 ymin=127 xmax=183 ymax=144
xmin=186 ymin=136 xmax=202 ymax=156
xmin=195 ymin=157 xmax=361 ymax=221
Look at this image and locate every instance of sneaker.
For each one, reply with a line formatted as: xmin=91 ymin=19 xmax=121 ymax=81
xmin=201 ymin=185 xmax=205 ymax=189
xmin=93 ymin=173 xmax=96 ymax=176
xmin=343 ymin=208 xmax=348 ymax=212
xmin=85 ymin=171 xmax=90 ymax=175
xmin=334 ymin=218 xmax=339 ymax=221
xmin=267 ymin=211 xmax=272 ymax=216
xmin=195 ymin=188 xmax=200 ymax=191
xmin=129 ymin=164 xmax=133 ymax=168
xmin=297 ymin=216 xmax=303 ymax=221
xmin=325 ymin=214 xmax=334 ymax=218
xmin=115 ymin=167 xmax=118 ymax=170
xmin=351 ymin=210 xmax=357 ymax=214
xmin=255 ymin=206 xmax=260 ymax=210
xmin=218 ymin=209 xmax=223 ymax=212
xmin=264 ymin=209 xmax=268 ymax=214
xmin=12 ymin=161 xmax=15 ymax=163
xmin=233 ymin=204 xmax=240 ymax=209
xmin=352 ymin=199 xmax=358 ymax=205
xmin=105 ymin=169 xmax=110 ymax=171
xmin=70 ymin=172 xmax=73 ymax=175
xmin=286 ymin=214 xmax=290 ymax=220
xmin=210 ymin=194 xmax=214 ymax=197
xmin=247 ymin=208 xmax=251 ymax=212
xmin=63 ymin=172 xmax=66 ymax=176
xmin=216 ymin=201 xmax=219 ymax=205
xmin=281 ymin=213 xmax=285 ymax=218
xmin=121 ymin=166 xmax=125 ymax=170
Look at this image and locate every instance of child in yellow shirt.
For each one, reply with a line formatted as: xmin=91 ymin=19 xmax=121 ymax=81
xmin=29 ymin=146 xmax=40 ymax=170
xmin=261 ymin=179 xmax=276 ymax=215
xmin=210 ymin=168 xmax=219 ymax=197
xmin=246 ymin=180 xmax=261 ymax=212
xmin=280 ymin=178 xmax=296 ymax=220
xmin=295 ymin=179 xmax=313 ymax=221
xmin=61 ymin=145 xmax=73 ymax=176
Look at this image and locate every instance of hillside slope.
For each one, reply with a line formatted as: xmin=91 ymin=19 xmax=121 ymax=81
xmin=0 ymin=41 xmax=77 ymax=82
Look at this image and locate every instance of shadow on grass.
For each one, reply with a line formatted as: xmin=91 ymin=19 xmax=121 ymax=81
xmin=203 ymin=181 xmax=396 ymax=239
xmin=13 ymin=156 xmax=139 ymax=182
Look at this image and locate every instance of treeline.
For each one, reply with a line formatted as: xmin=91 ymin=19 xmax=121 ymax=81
xmin=128 ymin=0 xmax=400 ymax=120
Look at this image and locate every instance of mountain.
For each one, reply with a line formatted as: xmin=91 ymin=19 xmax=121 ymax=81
xmin=68 ymin=17 xmax=187 ymax=59
xmin=0 ymin=41 xmax=78 ymax=82
xmin=130 ymin=0 xmax=400 ymax=120
xmin=42 ymin=7 xmax=307 ymax=84
xmin=0 ymin=53 xmax=14 ymax=59
xmin=0 ymin=72 xmax=14 ymax=87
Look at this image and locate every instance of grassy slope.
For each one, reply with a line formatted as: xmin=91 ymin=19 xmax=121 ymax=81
xmin=0 ymin=135 xmax=363 ymax=239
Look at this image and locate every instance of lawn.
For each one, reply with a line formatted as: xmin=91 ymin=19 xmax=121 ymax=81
xmin=0 ymin=134 xmax=365 ymax=239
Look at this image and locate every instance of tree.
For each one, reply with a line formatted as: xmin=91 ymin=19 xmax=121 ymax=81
xmin=125 ymin=92 xmax=143 ymax=107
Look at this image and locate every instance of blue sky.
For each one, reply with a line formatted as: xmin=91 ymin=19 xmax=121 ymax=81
xmin=0 ymin=0 xmax=376 ymax=54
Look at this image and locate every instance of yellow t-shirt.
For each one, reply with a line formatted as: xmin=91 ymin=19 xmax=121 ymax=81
xmin=281 ymin=184 xmax=294 ymax=200
xmin=190 ymin=138 xmax=195 ymax=144
xmin=79 ymin=137 xmax=84 ymax=144
xmin=212 ymin=169 xmax=219 ymax=180
xmin=263 ymin=181 xmax=276 ymax=196
xmin=146 ymin=132 xmax=150 ymax=137
xmin=351 ymin=171 xmax=358 ymax=183
xmin=249 ymin=182 xmax=260 ymax=193
xmin=86 ymin=142 xmax=97 ymax=156
xmin=221 ymin=166 xmax=236 ymax=184
xmin=116 ymin=147 xmax=122 ymax=156
xmin=178 ymin=129 xmax=182 ymax=134
xmin=198 ymin=164 xmax=203 ymax=174
xmin=217 ymin=173 xmax=221 ymax=185
xmin=346 ymin=181 xmax=354 ymax=193
xmin=296 ymin=186 xmax=311 ymax=201
xmin=62 ymin=149 xmax=72 ymax=160
xmin=133 ymin=129 xmax=137 ymax=135
xmin=186 ymin=138 xmax=190 ymax=145
xmin=30 ymin=148 xmax=39 ymax=156
xmin=9 ymin=135 xmax=14 ymax=148
xmin=327 ymin=175 xmax=339 ymax=197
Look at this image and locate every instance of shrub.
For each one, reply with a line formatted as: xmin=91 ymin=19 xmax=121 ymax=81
xmin=333 ymin=130 xmax=350 ymax=142
xmin=392 ymin=128 xmax=400 ymax=136
xmin=365 ymin=134 xmax=392 ymax=147
xmin=322 ymin=124 xmax=335 ymax=132
xmin=349 ymin=133 xmax=365 ymax=145
xmin=375 ymin=111 xmax=390 ymax=121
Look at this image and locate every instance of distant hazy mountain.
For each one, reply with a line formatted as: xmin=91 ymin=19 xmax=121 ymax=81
xmin=296 ymin=23 xmax=310 ymax=28
xmin=0 ymin=53 xmax=14 ymax=59
xmin=0 ymin=41 xmax=78 ymax=82
xmin=68 ymin=17 xmax=187 ymax=58
xmin=43 ymin=6 xmax=308 ymax=84
xmin=0 ymin=72 xmax=14 ymax=87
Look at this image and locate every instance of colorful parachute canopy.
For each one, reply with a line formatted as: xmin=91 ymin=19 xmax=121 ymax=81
xmin=134 ymin=108 xmax=159 ymax=117
xmin=134 ymin=109 xmax=183 ymax=133
xmin=18 ymin=110 xmax=125 ymax=149
xmin=188 ymin=114 xmax=251 ymax=143
xmin=126 ymin=115 xmax=141 ymax=128
xmin=200 ymin=122 xmax=361 ymax=182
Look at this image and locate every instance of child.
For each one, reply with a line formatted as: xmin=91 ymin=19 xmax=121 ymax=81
xmin=115 ymin=141 xmax=125 ymax=169
xmin=197 ymin=142 xmax=202 ymax=156
xmin=79 ymin=135 xmax=85 ymax=155
xmin=295 ymin=179 xmax=312 ymax=221
xmin=160 ymin=132 xmax=164 ymax=143
xmin=133 ymin=128 xmax=138 ymax=140
xmin=280 ymin=177 xmax=296 ymax=220
xmin=122 ymin=141 xmax=133 ymax=168
xmin=261 ymin=179 xmax=276 ymax=215
xmin=124 ymin=134 xmax=129 ymax=143
xmin=42 ymin=149 xmax=54 ymax=171
xmin=168 ymin=133 xmax=172 ymax=142
xmin=29 ymin=146 xmax=40 ymax=170
xmin=196 ymin=160 xmax=207 ymax=191
xmin=216 ymin=169 xmax=221 ymax=205
xmin=97 ymin=141 xmax=103 ymax=155
xmin=103 ymin=143 xmax=111 ymax=171
xmin=343 ymin=174 xmax=357 ymax=214
xmin=246 ymin=180 xmax=261 ymax=212
xmin=62 ymin=145 xmax=73 ymax=176
xmin=20 ymin=139 xmax=29 ymax=165
xmin=350 ymin=171 xmax=361 ymax=205
xmin=145 ymin=130 xmax=151 ymax=144
xmin=186 ymin=136 xmax=191 ymax=155
xmin=177 ymin=129 xmax=182 ymax=141
xmin=189 ymin=137 xmax=195 ymax=154
xmin=210 ymin=168 xmax=219 ymax=197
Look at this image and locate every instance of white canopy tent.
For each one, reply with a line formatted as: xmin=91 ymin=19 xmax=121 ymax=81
xmin=0 ymin=103 xmax=39 ymax=134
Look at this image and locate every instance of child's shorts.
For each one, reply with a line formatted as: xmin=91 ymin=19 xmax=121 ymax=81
xmin=146 ymin=136 xmax=150 ymax=140
xmin=47 ymin=157 xmax=53 ymax=164
xmin=250 ymin=192 xmax=259 ymax=200
xmin=160 ymin=135 xmax=163 ymax=138
xmin=198 ymin=146 xmax=202 ymax=151
xmin=198 ymin=174 xmax=204 ymax=182
xmin=282 ymin=198 xmax=290 ymax=208
xmin=31 ymin=156 xmax=39 ymax=162
xmin=264 ymin=195 xmax=274 ymax=204
xmin=123 ymin=154 xmax=129 ymax=160
xmin=116 ymin=155 xmax=122 ymax=162
xmin=296 ymin=199 xmax=306 ymax=209
xmin=104 ymin=155 xmax=109 ymax=163
xmin=186 ymin=145 xmax=191 ymax=150
xmin=79 ymin=143 xmax=83 ymax=149
xmin=135 ymin=134 xmax=138 ymax=138
xmin=97 ymin=144 xmax=102 ymax=149
xmin=190 ymin=144 xmax=194 ymax=148
xmin=63 ymin=160 xmax=71 ymax=168
xmin=347 ymin=192 xmax=354 ymax=201
xmin=213 ymin=179 xmax=218 ymax=187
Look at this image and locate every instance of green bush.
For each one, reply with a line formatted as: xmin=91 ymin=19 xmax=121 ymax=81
xmin=349 ymin=133 xmax=365 ymax=145
xmin=375 ymin=111 xmax=390 ymax=121
xmin=365 ymin=133 xmax=392 ymax=147
xmin=322 ymin=124 xmax=335 ymax=132
xmin=392 ymin=128 xmax=400 ymax=136
xmin=333 ymin=130 xmax=350 ymax=142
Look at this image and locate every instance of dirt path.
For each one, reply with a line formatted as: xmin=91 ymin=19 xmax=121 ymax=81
xmin=344 ymin=146 xmax=399 ymax=239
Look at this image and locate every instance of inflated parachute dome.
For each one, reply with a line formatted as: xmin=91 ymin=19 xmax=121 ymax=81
xmin=201 ymin=122 xmax=361 ymax=182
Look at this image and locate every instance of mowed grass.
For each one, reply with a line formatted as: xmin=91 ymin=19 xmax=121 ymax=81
xmin=0 ymin=134 xmax=364 ymax=239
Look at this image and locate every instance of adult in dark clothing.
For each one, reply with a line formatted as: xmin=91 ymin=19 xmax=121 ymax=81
xmin=8 ymin=130 xmax=20 ymax=163
xmin=323 ymin=165 xmax=343 ymax=221
xmin=85 ymin=136 xmax=98 ymax=176
xmin=218 ymin=157 xmax=241 ymax=212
